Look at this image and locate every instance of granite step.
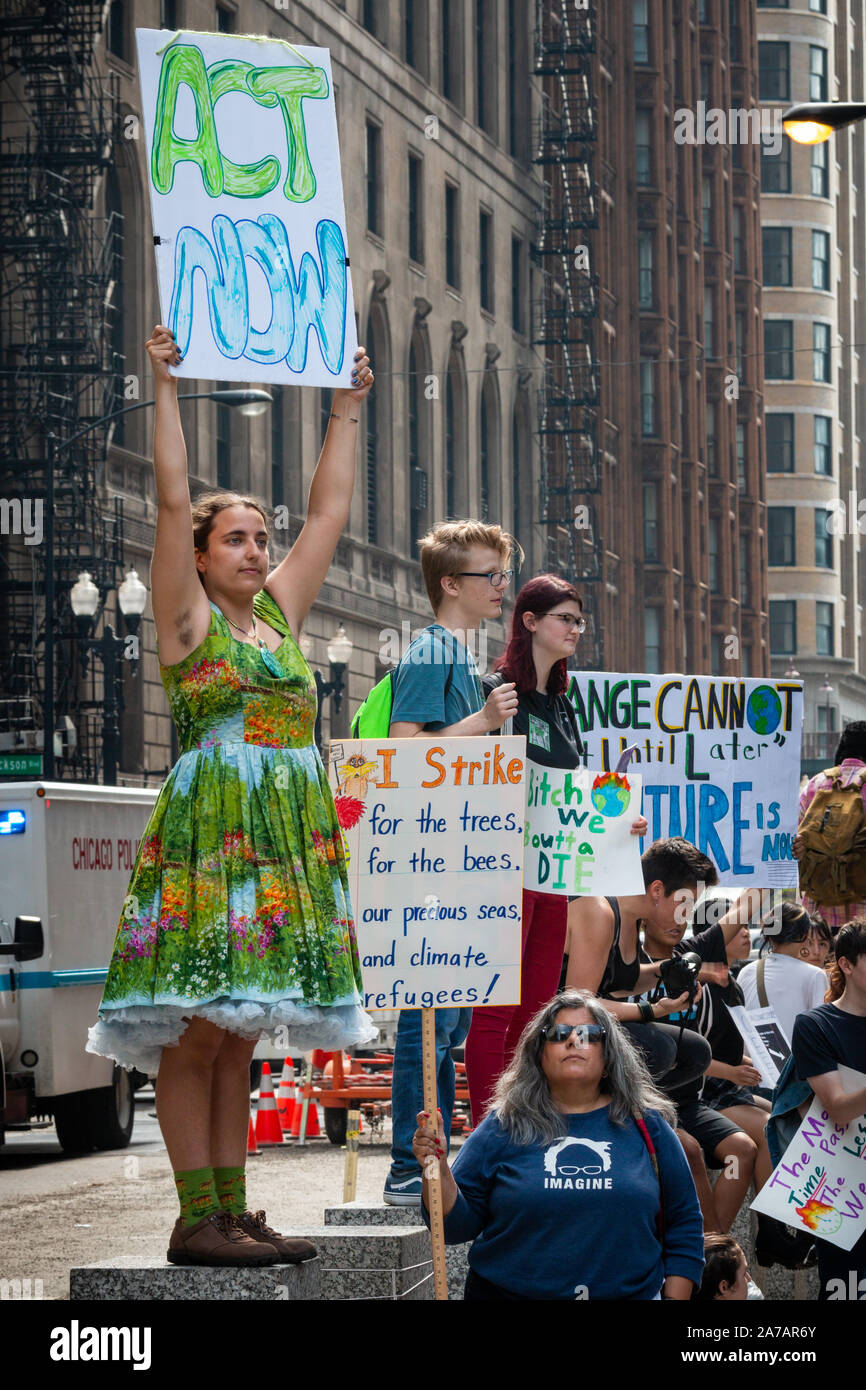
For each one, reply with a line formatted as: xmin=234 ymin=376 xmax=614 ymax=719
xmin=69 ymin=1255 xmax=321 ymax=1302
xmin=325 ymin=1202 xmax=469 ymax=1301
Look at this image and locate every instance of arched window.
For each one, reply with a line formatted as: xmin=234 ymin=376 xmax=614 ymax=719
xmin=479 ymin=372 xmax=500 ymax=522
xmin=512 ymin=384 xmax=531 ymax=562
xmin=408 ymin=325 xmax=431 ymax=550
xmin=444 ymin=348 xmax=467 ymax=518
xmin=105 ymin=167 xmax=125 ymax=445
xmin=365 ymin=300 xmax=391 ymax=547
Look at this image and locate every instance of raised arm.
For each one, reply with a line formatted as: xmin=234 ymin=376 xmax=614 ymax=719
xmin=264 ymin=349 xmax=373 ymax=640
xmin=147 ymin=326 xmax=210 ymax=663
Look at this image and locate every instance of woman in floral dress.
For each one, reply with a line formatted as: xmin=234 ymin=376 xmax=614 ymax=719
xmin=87 ymin=325 xmax=376 ymax=1267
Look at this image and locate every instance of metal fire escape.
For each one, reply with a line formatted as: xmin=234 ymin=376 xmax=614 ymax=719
xmin=533 ymin=1 xmax=603 ymax=667
xmin=0 ymin=0 xmax=125 ymax=781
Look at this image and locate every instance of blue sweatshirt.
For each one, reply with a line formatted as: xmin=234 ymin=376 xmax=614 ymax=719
xmin=424 ymin=1103 xmax=704 ymax=1299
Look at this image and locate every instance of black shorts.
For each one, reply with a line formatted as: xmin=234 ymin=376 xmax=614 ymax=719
xmin=702 ymin=1077 xmax=762 ymax=1113
xmin=676 ymin=1098 xmax=742 ymax=1168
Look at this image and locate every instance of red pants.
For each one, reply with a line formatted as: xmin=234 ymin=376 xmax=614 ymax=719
xmin=464 ymin=888 xmax=568 ymax=1125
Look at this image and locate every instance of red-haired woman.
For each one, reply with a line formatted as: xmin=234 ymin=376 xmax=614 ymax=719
xmin=464 ymin=575 xmax=647 ymax=1122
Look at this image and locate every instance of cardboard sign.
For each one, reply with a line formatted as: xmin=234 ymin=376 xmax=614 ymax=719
xmin=728 ymin=1004 xmax=791 ymax=1088
xmin=751 ymin=1067 xmax=866 ymax=1250
xmin=567 ymin=673 xmax=804 ymax=888
xmin=328 ymin=737 xmax=525 ymax=1011
xmin=136 ymin=28 xmax=357 ymax=386
xmin=523 ymin=762 xmax=644 ymax=896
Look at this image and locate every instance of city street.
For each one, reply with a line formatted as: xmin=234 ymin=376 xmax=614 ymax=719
xmin=0 ymin=1090 xmax=427 ymax=1302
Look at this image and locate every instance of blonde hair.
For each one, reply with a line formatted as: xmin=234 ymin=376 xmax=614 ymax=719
xmin=418 ymin=520 xmax=524 ymax=612
xmin=191 ymin=491 xmax=271 ymax=587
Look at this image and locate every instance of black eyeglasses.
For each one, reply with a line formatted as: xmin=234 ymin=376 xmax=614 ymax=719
xmin=544 ymin=611 xmax=587 ymax=633
xmin=541 ymin=1022 xmax=607 ymax=1046
xmin=455 ymin=570 xmax=514 ymax=586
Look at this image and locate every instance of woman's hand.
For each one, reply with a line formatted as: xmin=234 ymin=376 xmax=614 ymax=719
xmin=332 ymin=346 xmax=373 ymax=409
xmin=727 ymin=1058 xmax=762 ymax=1088
xmin=792 ymin=833 xmax=805 ymax=861
xmin=699 ymin=961 xmax=729 ymax=988
xmin=653 ymin=987 xmax=699 ymax=1018
xmin=412 ymin=1108 xmax=447 ymax=1175
xmin=484 ymin=681 xmax=519 ymax=731
xmin=146 ymin=324 xmax=181 ymax=385
xmin=630 ymin=815 xmax=648 ymax=837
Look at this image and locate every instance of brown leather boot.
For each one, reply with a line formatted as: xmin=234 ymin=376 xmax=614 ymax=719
xmin=236 ymin=1209 xmax=318 ymax=1264
xmin=167 ymin=1210 xmax=278 ymax=1266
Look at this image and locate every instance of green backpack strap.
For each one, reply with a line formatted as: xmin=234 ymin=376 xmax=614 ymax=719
xmin=350 ymin=636 xmax=456 ymax=739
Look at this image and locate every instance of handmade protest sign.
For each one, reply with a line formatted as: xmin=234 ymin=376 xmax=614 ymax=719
xmin=523 ymin=763 xmax=644 ymax=895
xmin=136 ymin=28 xmax=357 ymax=386
xmin=728 ymin=1004 xmax=791 ymax=1088
xmin=328 ymin=737 xmax=525 ymax=1010
xmin=751 ymin=1067 xmax=866 ymax=1250
xmin=567 ymin=673 xmax=804 ymax=888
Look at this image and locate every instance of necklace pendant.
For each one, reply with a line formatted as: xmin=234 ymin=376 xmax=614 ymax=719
xmin=258 ymin=642 xmax=283 ymax=678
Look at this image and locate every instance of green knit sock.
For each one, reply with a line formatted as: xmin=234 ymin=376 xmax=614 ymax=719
xmin=213 ymin=1165 xmax=247 ymax=1216
xmin=174 ymin=1167 xmax=220 ymax=1227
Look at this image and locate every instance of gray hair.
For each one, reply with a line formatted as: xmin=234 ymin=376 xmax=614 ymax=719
xmin=487 ymin=988 xmax=677 ymax=1145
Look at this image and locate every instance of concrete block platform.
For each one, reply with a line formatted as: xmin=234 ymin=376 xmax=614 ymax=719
xmin=70 ymin=1226 xmax=433 ymax=1301
xmin=326 ymin=1203 xmax=469 ymax=1302
xmin=69 ymin=1255 xmax=321 ymax=1301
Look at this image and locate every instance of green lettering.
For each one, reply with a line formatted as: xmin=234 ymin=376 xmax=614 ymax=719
xmin=206 ymin=60 xmax=281 ymax=197
xmin=152 ymin=45 xmax=224 ymax=196
xmin=248 ymin=66 xmax=329 ymax=202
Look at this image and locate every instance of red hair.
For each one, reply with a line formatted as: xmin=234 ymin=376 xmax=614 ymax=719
xmin=494 ymin=574 xmax=583 ymax=696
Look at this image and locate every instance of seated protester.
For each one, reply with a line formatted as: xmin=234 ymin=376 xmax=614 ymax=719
xmin=738 ymin=903 xmax=829 ymax=1047
xmin=636 ymin=888 xmax=812 ymax=1266
xmin=790 ymin=918 xmax=866 ymax=1301
xmin=565 ymin=839 xmax=715 ymax=1097
xmin=413 ymin=989 xmax=704 ymax=1301
xmin=692 ymin=1234 xmax=752 ymax=1301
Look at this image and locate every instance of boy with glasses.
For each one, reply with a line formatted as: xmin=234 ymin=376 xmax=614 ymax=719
xmin=383 ymin=521 xmax=523 ymax=1205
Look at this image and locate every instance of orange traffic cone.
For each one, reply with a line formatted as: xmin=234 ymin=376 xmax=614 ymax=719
xmin=247 ymin=1113 xmax=259 ymax=1155
xmin=255 ymin=1062 xmax=284 ymax=1146
xmin=290 ymin=1086 xmax=322 ymax=1138
xmin=276 ymin=1059 xmax=296 ymax=1133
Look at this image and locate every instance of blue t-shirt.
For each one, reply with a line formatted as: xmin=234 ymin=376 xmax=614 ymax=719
xmin=390 ymin=622 xmax=484 ymax=730
xmin=425 ymin=1104 xmax=704 ymax=1299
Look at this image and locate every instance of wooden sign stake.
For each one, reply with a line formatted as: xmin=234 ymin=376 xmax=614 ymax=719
xmin=422 ymin=1007 xmax=449 ymax=1301
xmin=342 ymin=1106 xmax=361 ymax=1203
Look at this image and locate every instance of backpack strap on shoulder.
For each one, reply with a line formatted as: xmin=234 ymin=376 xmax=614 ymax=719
xmin=634 ymin=1113 xmax=664 ymax=1243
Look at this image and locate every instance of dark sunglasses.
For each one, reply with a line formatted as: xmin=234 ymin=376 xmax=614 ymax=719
xmin=541 ymin=1022 xmax=607 ymax=1046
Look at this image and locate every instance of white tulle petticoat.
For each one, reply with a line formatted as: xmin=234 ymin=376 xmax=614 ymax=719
xmin=86 ymin=996 xmax=380 ymax=1075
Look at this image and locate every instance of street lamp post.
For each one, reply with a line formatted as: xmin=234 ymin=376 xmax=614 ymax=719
xmin=68 ymin=569 xmax=148 ymax=785
xmin=820 ymin=676 xmax=835 ymax=764
xmin=42 ymin=389 xmax=272 ymax=780
xmin=300 ymin=625 xmax=353 ymax=755
xmin=782 ymin=101 xmax=866 ymax=144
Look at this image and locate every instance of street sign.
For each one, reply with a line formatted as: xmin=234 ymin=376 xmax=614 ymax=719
xmin=0 ymin=752 xmax=42 ymax=777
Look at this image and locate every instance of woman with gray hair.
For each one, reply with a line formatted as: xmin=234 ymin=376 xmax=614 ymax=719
xmin=413 ymin=989 xmax=704 ymax=1300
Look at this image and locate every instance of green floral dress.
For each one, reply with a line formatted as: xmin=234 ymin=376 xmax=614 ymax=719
xmin=86 ymin=587 xmax=377 ymax=1074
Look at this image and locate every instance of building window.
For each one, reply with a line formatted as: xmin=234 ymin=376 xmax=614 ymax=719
xmin=479 ymin=208 xmax=493 ymax=313
xmin=813 ymin=322 xmax=831 ymax=382
xmin=737 ymin=421 xmax=746 ymax=491
xmin=757 ymin=0 xmax=787 ymax=6
xmin=105 ymin=168 xmax=125 ymax=446
xmin=643 ymin=482 xmax=659 ymax=561
xmin=366 ymin=376 xmax=379 ymax=543
xmin=733 ymin=205 xmax=745 ymax=273
xmin=706 ymin=399 xmax=717 ymax=475
xmin=644 ymin=608 xmax=660 ymax=672
xmin=160 ymin=0 xmax=178 ymax=27
xmin=363 ymin=0 xmax=386 ymax=42
xmin=365 ymin=121 xmax=383 ymax=236
xmin=811 ymin=230 xmax=830 ymax=290
xmin=758 ymin=42 xmax=789 ymax=101
xmin=638 ymin=231 xmax=654 ymax=309
xmin=636 ymin=111 xmax=651 ymax=185
xmin=816 ymin=601 xmax=834 ymax=656
xmin=703 ymin=286 xmax=714 ymax=358
xmin=216 ymin=384 xmax=231 ymax=488
xmin=702 ymin=176 xmax=712 ymax=245
xmin=761 ymin=141 xmax=791 ymax=194
xmin=766 ymin=413 xmax=794 ymax=472
xmin=408 ymin=336 xmax=427 ymax=547
xmin=507 ymin=0 xmax=529 ymax=159
xmin=479 ymin=374 xmax=499 ymax=524
xmin=511 ymin=235 xmax=525 ymax=333
xmin=445 ymin=182 xmax=460 ymax=290
xmin=408 ymin=152 xmax=423 ymax=263
xmin=810 ymin=0 xmax=828 ymax=10
xmin=811 ymin=142 xmax=829 ymax=198
xmin=769 ymin=599 xmax=796 ymax=653
xmin=762 ymin=227 xmax=792 ymax=285
xmin=711 ymin=634 xmax=723 ymax=672
xmin=729 ymin=0 xmax=741 ymax=61
xmin=633 ymin=0 xmax=649 ymax=64
xmin=441 ymin=0 xmax=462 ymax=106
xmin=764 ymin=320 xmax=793 ymax=379
xmin=512 ymin=389 xmax=530 ymax=546
xmin=640 ymin=359 xmax=656 ymax=436
xmin=405 ymin=0 xmax=422 ymax=71
xmin=319 ymin=386 xmax=333 ymax=445
xmin=700 ymin=60 xmax=713 ymax=105
xmin=735 ymin=311 xmax=745 ymax=380
xmin=709 ymin=517 xmax=720 ymax=592
xmin=216 ymin=2 xmax=234 ymax=31
xmin=475 ymin=0 xmax=496 ymax=134
xmin=814 ymin=509 xmax=833 ymax=568
xmin=739 ymin=534 xmax=748 ymax=603
xmin=809 ymin=45 xmax=828 ymax=102
xmin=814 ymin=415 xmax=832 ymax=475
xmin=271 ymin=386 xmax=285 ymax=509
xmin=768 ymin=507 xmax=795 ymax=566
xmin=108 ymin=1 xmax=127 ymax=58
xmin=816 ymin=703 xmax=837 ymax=733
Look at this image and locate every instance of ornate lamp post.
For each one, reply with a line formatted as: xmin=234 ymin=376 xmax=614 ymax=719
xmin=68 ymin=568 xmax=148 ymax=784
xmin=300 ymin=625 xmax=353 ymax=754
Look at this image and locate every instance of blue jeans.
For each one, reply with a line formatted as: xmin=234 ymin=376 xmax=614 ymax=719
xmin=389 ymin=1007 xmax=473 ymax=1179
